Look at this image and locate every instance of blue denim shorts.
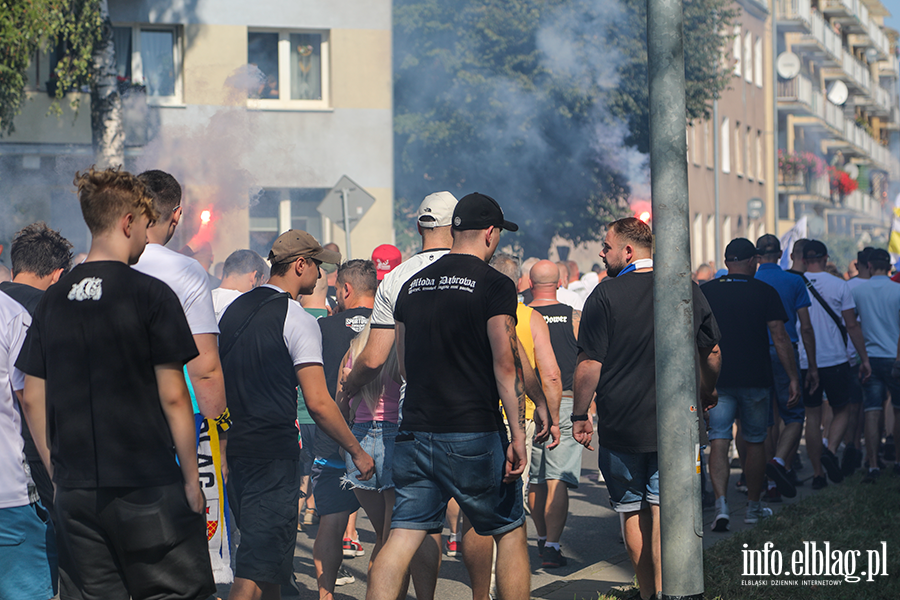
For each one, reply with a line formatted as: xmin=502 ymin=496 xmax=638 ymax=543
xmin=344 ymin=420 xmax=398 ymax=492
xmin=0 ymin=503 xmax=56 ymax=600
xmin=597 ymin=447 xmax=659 ymax=513
xmin=863 ymin=357 xmax=900 ymax=411
xmin=768 ymin=346 xmax=806 ymax=426
xmin=708 ymin=387 xmax=769 ymax=443
xmin=391 ymin=430 xmax=525 ymax=536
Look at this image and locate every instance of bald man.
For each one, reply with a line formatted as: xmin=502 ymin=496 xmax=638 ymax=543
xmin=527 ymin=260 xmax=584 ymax=567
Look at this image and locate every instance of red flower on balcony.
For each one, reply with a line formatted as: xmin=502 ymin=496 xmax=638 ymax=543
xmin=828 ymin=167 xmax=858 ymax=196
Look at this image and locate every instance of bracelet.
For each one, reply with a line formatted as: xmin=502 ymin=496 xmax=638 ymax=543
xmin=570 ymin=412 xmax=589 ymax=423
xmin=214 ymin=407 xmax=232 ymax=433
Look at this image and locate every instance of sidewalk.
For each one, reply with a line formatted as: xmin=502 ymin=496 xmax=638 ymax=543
xmin=532 ymin=451 xmax=825 ymax=600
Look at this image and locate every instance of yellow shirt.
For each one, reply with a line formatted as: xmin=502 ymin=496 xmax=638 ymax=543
xmin=500 ymin=303 xmax=536 ymax=420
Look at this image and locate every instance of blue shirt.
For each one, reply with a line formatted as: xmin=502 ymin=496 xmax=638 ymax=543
xmin=851 ymin=276 xmax=900 ymax=359
xmin=754 ymin=263 xmax=811 ymax=344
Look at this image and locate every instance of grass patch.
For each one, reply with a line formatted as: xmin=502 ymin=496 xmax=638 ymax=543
xmin=579 ymin=471 xmax=900 ymax=600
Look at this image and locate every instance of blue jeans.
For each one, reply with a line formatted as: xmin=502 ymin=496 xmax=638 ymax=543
xmin=597 ymin=447 xmax=659 ymax=513
xmin=708 ymin=387 xmax=770 ymax=443
xmin=863 ymin=357 xmax=900 ymax=411
xmin=344 ymin=420 xmax=398 ymax=492
xmin=391 ymin=430 xmax=525 ymax=536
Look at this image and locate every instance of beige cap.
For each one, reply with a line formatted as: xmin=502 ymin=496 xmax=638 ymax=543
xmin=417 ymin=191 xmax=458 ymax=228
xmin=268 ymin=230 xmax=342 ymax=265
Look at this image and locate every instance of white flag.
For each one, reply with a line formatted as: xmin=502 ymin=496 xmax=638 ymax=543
xmin=779 ymin=215 xmax=808 ymax=269
xmin=889 ymin=193 xmax=900 ymax=267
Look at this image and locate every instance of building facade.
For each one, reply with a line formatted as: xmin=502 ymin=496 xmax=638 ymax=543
xmin=0 ymin=0 xmax=393 ymax=265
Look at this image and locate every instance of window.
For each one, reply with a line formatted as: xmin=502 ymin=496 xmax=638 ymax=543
xmin=721 ymin=117 xmax=731 ymax=173
xmin=734 ymin=121 xmax=742 ymax=176
xmin=745 ymin=126 xmax=753 ymax=180
xmin=705 ymin=215 xmax=716 ymax=266
xmin=247 ymin=30 xmax=330 ymax=109
xmin=733 ymin=27 xmax=742 ymax=77
xmin=744 ymin=32 xmax=753 ymax=83
xmin=250 ymin=188 xmax=329 ymax=258
xmin=113 ymin=25 xmax=182 ymax=104
xmin=691 ymin=125 xmax=700 ymax=166
xmin=756 ymin=130 xmax=764 ymax=182
xmin=754 ymin=37 xmax=764 ymax=88
xmin=705 ymin=120 xmax=713 ymax=168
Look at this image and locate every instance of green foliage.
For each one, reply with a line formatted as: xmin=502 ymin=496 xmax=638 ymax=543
xmin=606 ymin=0 xmax=739 ymax=154
xmin=0 ymin=0 xmax=101 ymax=136
xmin=394 ymin=0 xmax=633 ymax=257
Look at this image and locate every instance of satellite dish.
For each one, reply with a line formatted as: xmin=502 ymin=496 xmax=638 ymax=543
xmin=865 ymin=48 xmax=878 ymax=63
xmin=776 ymin=52 xmax=801 ymax=79
xmin=826 ymin=80 xmax=849 ymax=106
xmin=844 ymin=163 xmax=859 ymax=179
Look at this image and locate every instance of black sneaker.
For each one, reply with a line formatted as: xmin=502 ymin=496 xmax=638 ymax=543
xmin=811 ymin=475 xmax=827 ymax=490
xmin=537 ymin=539 xmax=545 ymax=557
xmin=821 ymin=449 xmax=844 ymax=483
xmin=788 ymin=469 xmax=803 ymax=487
xmin=792 ymin=452 xmax=804 ymax=472
xmin=541 ymin=545 xmax=568 ymax=568
xmin=862 ymin=469 xmax=881 ymax=484
xmin=841 ymin=446 xmax=859 ymax=477
xmin=766 ymin=460 xmax=797 ymax=498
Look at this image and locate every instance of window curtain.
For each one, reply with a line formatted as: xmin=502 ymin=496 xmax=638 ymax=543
xmin=140 ymin=29 xmax=175 ymax=96
xmin=290 ymin=34 xmax=321 ymax=100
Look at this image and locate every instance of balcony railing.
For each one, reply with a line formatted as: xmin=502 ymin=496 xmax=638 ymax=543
xmin=777 ymin=0 xmax=812 ymax=28
xmin=878 ymin=55 xmax=899 ymax=79
xmin=841 ymin=49 xmax=870 ymax=92
xmin=844 ymin=190 xmax=882 ymax=221
xmin=809 ymin=12 xmax=843 ymax=64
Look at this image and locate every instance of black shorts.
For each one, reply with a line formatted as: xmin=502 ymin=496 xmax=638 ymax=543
xmin=298 ymin=424 xmax=317 ymax=478
xmin=54 ymin=482 xmax=214 ymax=600
xmin=226 ymin=456 xmax=301 ymax=585
xmin=310 ymin=461 xmax=360 ymax=517
xmin=801 ymin=363 xmax=851 ymax=409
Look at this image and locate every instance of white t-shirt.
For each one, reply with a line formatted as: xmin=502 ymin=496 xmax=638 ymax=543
xmin=133 ymin=243 xmax=219 ymax=335
xmin=262 ymin=284 xmax=324 ymax=366
xmin=557 ymin=286 xmax=584 ymax=311
xmin=211 ymin=288 xmax=243 ymax=323
xmin=371 ymin=248 xmax=450 ymax=328
xmin=844 ymin=277 xmax=868 ymax=361
xmin=0 ymin=292 xmax=33 ymax=509
xmin=797 ymin=271 xmax=856 ymax=369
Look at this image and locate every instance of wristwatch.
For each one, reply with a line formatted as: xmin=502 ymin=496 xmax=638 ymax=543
xmin=570 ymin=412 xmax=589 ymax=423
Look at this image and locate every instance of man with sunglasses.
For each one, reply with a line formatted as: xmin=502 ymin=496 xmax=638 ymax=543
xmin=219 ymin=231 xmax=374 ymax=600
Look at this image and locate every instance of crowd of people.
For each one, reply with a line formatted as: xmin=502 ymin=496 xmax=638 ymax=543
xmin=1 ymin=164 xmax=898 ymax=600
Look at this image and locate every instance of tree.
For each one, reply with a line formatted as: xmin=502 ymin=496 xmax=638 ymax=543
xmin=393 ymin=0 xmax=736 ymax=257
xmin=0 ymin=1 xmax=102 ymax=136
xmin=607 ymin=0 xmax=739 ymax=154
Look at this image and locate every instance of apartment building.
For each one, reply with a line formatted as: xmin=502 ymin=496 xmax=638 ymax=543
xmin=0 ymin=0 xmax=393 ymax=263
xmin=687 ymin=0 xmax=775 ymax=270
xmin=776 ymin=0 xmax=899 ymax=239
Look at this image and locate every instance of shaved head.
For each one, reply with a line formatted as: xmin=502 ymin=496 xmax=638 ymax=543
xmin=531 ymin=260 xmax=560 ymax=286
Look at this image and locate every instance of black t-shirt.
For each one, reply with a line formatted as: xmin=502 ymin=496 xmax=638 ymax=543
xmin=578 ymin=272 xmax=720 ymax=453
xmin=314 ymin=306 xmax=371 ymax=460
xmin=16 ymin=262 xmax=199 ymax=487
xmin=532 ymin=304 xmax=577 ymax=391
xmin=700 ymin=273 xmax=787 ymax=388
xmin=394 ymin=253 xmax=517 ymax=433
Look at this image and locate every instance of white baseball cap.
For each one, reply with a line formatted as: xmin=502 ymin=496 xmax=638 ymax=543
xmin=417 ymin=191 xmax=458 ymax=228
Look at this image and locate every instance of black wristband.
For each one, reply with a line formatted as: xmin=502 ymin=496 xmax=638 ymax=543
xmin=570 ymin=412 xmax=589 ymax=423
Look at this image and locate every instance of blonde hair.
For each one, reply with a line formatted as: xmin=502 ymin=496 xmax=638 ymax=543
xmin=74 ymin=166 xmax=158 ymax=234
xmin=349 ymin=319 xmax=399 ymax=415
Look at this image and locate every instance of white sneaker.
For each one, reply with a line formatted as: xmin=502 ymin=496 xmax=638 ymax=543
xmin=712 ymin=511 xmax=730 ymax=532
xmin=335 ymin=567 xmax=355 ymax=586
xmin=744 ymin=504 xmax=773 ymax=524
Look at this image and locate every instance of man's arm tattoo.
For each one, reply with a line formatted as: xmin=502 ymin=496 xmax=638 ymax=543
xmin=506 ymin=316 xmax=526 ymax=432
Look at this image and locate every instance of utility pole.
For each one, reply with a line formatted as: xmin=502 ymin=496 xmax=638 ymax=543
xmin=646 ymin=0 xmax=704 ymax=598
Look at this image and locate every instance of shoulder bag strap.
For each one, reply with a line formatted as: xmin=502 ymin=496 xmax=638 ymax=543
xmin=801 ymin=275 xmax=848 ymax=346
xmin=219 ymin=291 xmax=291 ymax=359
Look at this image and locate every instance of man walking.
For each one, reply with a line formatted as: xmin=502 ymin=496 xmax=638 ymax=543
xmin=18 ymin=167 xmax=216 ymax=600
xmin=797 ymin=240 xmax=871 ymax=489
xmin=850 ymin=248 xmax=900 ymax=483
xmin=526 ymin=259 xmax=583 ymax=568
xmin=702 ymin=238 xmax=800 ymax=530
xmin=212 ymin=249 xmax=268 ymax=321
xmin=753 ymin=234 xmax=817 ymax=500
xmin=366 ymin=192 xmax=531 ymax=600
xmin=573 ymin=217 xmax=721 ymax=600
xmin=219 ymin=231 xmax=373 ymax=600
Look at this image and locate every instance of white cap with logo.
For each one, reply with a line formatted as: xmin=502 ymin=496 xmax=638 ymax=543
xmin=417 ymin=191 xmax=458 ymax=228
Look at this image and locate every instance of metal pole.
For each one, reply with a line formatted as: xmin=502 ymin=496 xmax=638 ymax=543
xmin=646 ymin=0 xmax=704 ymax=597
xmin=341 ymin=188 xmax=353 ymax=259
xmin=714 ymin=98 xmax=721 ymax=269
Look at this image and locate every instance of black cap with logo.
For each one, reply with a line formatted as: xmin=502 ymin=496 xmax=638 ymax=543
xmin=452 ymin=193 xmax=519 ymax=232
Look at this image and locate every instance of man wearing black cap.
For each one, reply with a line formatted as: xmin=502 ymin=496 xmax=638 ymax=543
xmin=754 ymin=234 xmax=818 ymax=500
xmin=367 ymin=193 xmax=541 ymax=600
xmin=797 ymin=240 xmax=871 ymax=491
xmin=849 ymin=248 xmax=900 ymax=483
xmin=219 ymin=230 xmax=374 ymax=600
xmin=702 ymin=238 xmax=799 ymax=530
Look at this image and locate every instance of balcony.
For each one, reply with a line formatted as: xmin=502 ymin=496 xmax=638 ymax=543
xmin=825 ymin=49 xmax=870 ymax=94
xmin=791 ymin=11 xmax=843 ymax=67
xmin=878 ymin=54 xmax=899 ymax=80
xmin=844 ymin=190 xmax=883 ymax=221
xmin=776 ymin=0 xmax=812 ymax=32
